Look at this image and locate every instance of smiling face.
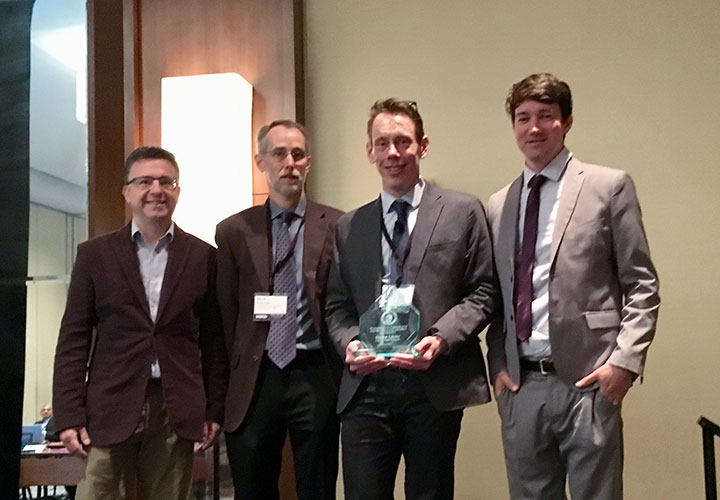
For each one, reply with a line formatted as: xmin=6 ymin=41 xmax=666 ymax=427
xmin=512 ymin=100 xmax=573 ymax=173
xmin=367 ymin=112 xmax=429 ymax=197
xmin=256 ymin=125 xmax=310 ymax=206
xmin=121 ymin=158 xmax=180 ymax=226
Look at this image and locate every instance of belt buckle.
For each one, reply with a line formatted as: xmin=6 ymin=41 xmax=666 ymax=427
xmin=538 ymin=358 xmax=552 ymax=375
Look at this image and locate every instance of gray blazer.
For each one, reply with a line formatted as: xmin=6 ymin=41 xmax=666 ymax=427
xmin=326 ymin=182 xmax=499 ymax=413
xmin=486 ymin=158 xmax=660 ymax=386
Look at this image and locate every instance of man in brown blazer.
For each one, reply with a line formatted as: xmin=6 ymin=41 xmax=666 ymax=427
xmin=215 ymin=120 xmax=343 ymax=500
xmin=487 ymin=73 xmax=660 ymax=499
xmin=326 ymin=99 xmax=498 ymax=500
xmin=53 ymin=146 xmax=225 ymax=499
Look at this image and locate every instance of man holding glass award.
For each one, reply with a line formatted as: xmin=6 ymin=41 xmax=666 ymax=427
xmin=326 ymin=98 xmax=499 ymax=499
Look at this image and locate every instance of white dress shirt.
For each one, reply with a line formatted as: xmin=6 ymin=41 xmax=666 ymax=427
xmin=517 ymin=148 xmax=572 ymax=361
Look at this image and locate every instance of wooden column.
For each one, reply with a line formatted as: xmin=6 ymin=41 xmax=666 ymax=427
xmin=87 ymin=0 xmax=135 ymax=236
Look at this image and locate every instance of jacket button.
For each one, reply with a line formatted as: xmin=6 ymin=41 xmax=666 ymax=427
xmin=252 ymin=355 xmax=259 ymax=362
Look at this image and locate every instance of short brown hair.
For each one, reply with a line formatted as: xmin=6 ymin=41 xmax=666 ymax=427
xmin=367 ymin=98 xmax=425 ymax=144
xmin=505 ymin=73 xmax=573 ymax=122
xmin=123 ymin=146 xmax=179 ymax=183
xmin=257 ymin=119 xmax=311 ymax=156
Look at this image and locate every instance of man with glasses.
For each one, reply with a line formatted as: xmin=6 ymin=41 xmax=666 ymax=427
xmin=53 ymin=146 xmax=225 ymax=499
xmin=216 ymin=120 xmax=343 ymax=499
xmin=487 ymin=73 xmax=659 ymax=499
xmin=325 ymin=99 xmax=498 ymax=499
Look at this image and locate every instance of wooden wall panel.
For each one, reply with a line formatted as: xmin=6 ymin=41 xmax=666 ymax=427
xmin=87 ymin=0 xmax=132 ymax=236
xmin=138 ymin=0 xmax=303 ymax=202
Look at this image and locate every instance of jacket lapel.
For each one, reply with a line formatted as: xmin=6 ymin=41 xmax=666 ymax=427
xmin=156 ymin=224 xmax=191 ymax=323
xmin=403 ymin=182 xmax=442 ymax=284
xmin=112 ymin=223 xmax=152 ymax=320
xmin=550 ymin=159 xmax=585 ymax=266
xmin=247 ymin=203 xmax=272 ymax=290
xmin=302 ymin=200 xmax=327 ymax=297
xmin=498 ymin=177 xmax=523 ymax=283
xmin=349 ymin=198 xmax=383 ymax=309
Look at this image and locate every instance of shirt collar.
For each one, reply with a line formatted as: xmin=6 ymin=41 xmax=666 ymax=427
xmin=523 ymin=148 xmax=573 ymax=187
xmin=268 ymin=194 xmax=307 ymax=221
xmin=381 ymin=177 xmax=425 ymax=215
xmin=131 ymin=220 xmax=175 ymax=246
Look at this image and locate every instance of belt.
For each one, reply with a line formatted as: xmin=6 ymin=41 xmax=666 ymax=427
xmin=520 ymin=358 xmax=555 ymax=375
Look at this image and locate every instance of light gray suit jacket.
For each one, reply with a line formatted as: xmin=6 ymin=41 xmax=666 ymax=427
xmin=486 ymin=157 xmax=660 ymax=386
xmin=326 ymin=182 xmax=499 ymax=413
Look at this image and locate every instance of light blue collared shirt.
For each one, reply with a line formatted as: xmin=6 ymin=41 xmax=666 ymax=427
xmin=131 ymin=220 xmax=174 ymax=377
xmin=268 ymin=196 xmax=320 ymax=350
xmin=380 ymin=178 xmax=425 ymax=283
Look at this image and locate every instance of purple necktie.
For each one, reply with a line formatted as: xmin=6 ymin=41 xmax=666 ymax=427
xmin=515 ymin=174 xmax=547 ymax=343
xmin=267 ymin=212 xmax=298 ymax=368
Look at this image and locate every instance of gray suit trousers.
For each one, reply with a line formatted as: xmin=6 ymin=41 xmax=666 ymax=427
xmin=497 ymin=371 xmax=623 ymax=500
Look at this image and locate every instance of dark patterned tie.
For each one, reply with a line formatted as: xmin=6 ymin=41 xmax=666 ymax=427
xmin=390 ymin=200 xmax=410 ymax=286
xmin=516 ymin=175 xmax=547 ymax=342
xmin=267 ymin=211 xmax=298 ymax=368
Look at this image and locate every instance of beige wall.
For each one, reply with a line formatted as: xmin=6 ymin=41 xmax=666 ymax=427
xmin=304 ymin=1 xmax=720 ymax=498
xmin=24 ymin=204 xmax=87 ymax=425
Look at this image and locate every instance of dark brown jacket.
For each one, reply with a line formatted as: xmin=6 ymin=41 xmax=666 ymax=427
xmin=215 ymin=199 xmax=343 ymax=432
xmin=53 ymin=223 xmax=225 ymax=446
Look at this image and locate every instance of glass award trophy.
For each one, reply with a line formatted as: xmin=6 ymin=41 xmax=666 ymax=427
xmin=357 ymin=285 xmax=420 ymax=358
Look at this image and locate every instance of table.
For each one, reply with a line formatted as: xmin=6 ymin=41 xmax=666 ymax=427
xmin=19 ymin=448 xmax=83 ymax=486
xmin=20 ymin=446 xmax=217 ymax=499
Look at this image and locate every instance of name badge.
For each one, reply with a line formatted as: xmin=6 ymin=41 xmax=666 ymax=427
xmin=253 ymin=293 xmax=287 ymax=321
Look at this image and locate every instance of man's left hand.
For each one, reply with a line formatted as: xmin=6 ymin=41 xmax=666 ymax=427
xmin=388 ymin=335 xmax=448 ymax=371
xmin=194 ymin=421 xmax=221 ymax=452
xmin=575 ymin=363 xmax=634 ymax=406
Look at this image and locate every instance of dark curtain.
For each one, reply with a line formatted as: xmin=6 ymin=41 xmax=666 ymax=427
xmin=0 ymin=0 xmax=33 ymax=496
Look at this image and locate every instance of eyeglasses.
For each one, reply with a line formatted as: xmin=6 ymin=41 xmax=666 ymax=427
xmin=265 ymin=147 xmax=308 ymax=162
xmin=125 ymin=175 xmax=178 ymax=190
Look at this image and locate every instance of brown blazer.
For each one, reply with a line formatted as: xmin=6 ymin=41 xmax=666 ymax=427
xmin=53 ymin=223 xmax=225 ymax=446
xmin=486 ymin=158 xmax=660 ymax=386
xmin=215 ymin=199 xmax=343 ymax=432
xmin=326 ymin=182 xmax=500 ymax=413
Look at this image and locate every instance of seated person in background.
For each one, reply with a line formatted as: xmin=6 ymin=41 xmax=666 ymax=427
xmin=35 ymin=403 xmax=52 ymax=427
xmin=35 ymin=403 xmax=59 ymax=442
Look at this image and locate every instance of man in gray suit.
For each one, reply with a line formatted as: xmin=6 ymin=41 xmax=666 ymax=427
xmin=487 ymin=73 xmax=660 ymax=499
xmin=326 ymin=98 xmax=498 ymax=500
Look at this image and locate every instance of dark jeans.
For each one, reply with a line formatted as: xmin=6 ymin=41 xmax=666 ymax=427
xmin=225 ymin=350 xmax=339 ymax=500
xmin=341 ymin=369 xmax=463 ymax=500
